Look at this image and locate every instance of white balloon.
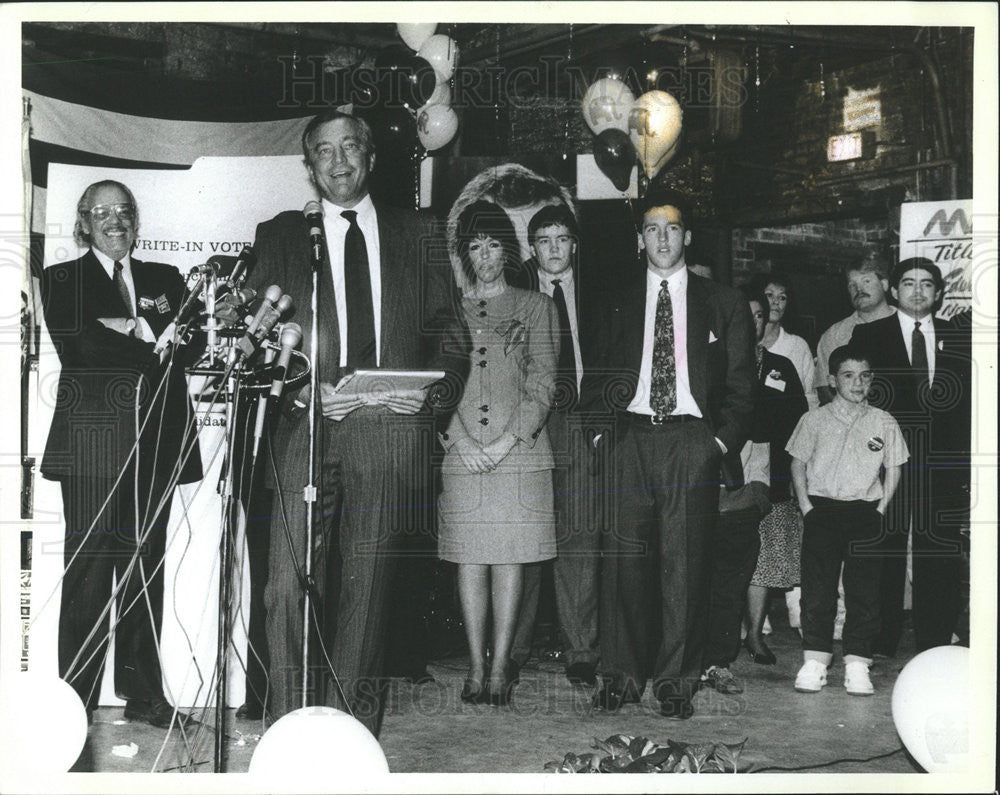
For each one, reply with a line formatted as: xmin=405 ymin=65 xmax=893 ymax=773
xmin=417 ymin=104 xmax=459 ymax=151
xmin=891 ymin=646 xmax=970 ymax=773
xmin=628 ymin=90 xmax=683 ymax=180
xmin=249 ymin=707 xmax=389 ymax=776
xmin=397 ymin=22 xmax=437 ymax=51
xmin=0 ymin=674 xmax=88 ymax=774
xmin=417 ymin=34 xmax=458 ymax=82
xmin=420 ymin=78 xmax=451 ymax=113
xmin=582 ymin=77 xmax=635 ymax=135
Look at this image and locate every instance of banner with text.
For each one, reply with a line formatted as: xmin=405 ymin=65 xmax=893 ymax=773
xmin=899 ymin=198 xmax=972 ymax=319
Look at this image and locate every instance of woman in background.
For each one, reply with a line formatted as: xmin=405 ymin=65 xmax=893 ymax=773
xmin=755 ymin=273 xmax=818 ymax=637
xmin=743 ymin=286 xmax=809 ymax=664
xmin=438 ymin=200 xmax=559 ymax=706
xmin=758 ymin=273 xmax=818 ymax=411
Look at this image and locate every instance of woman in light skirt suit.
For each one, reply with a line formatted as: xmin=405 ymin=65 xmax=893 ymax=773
xmin=438 ymin=200 xmax=559 ymax=706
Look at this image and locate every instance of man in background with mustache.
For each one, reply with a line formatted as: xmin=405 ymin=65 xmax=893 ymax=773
xmin=815 ymin=257 xmax=896 ymax=405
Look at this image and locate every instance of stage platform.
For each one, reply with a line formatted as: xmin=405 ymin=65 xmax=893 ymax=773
xmin=69 ymin=619 xmax=923 ymax=775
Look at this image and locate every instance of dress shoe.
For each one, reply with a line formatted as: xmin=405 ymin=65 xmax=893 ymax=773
xmin=124 ymin=698 xmax=192 ymax=729
xmin=236 ymin=701 xmax=264 ymax=720
xmin=743 ymin=637 xmax=777 ymax=665
xmin=565 ymin=661 xmax=597 ymax=687
xmin=659 ymin=696 xmax=695 ymax=720
xmin=486 ymin=660 xmax=517 ymax=707
xmin=701 ymin=665 xmax=744 ymax=695
xmin=591 ymin=682 xmax=641 ymax=712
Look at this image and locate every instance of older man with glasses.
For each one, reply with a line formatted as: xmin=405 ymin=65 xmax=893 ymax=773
xmin=40 ymin=180 xmax=203 ymax=730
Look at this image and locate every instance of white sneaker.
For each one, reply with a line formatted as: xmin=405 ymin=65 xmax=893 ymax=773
xmin=844 ymin=661 xmax=874 ymax=696
xmin=794 ymin=660 xmax=828 ymax=693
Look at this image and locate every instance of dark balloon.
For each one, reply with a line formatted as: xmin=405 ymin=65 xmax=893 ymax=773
xmin=593 ymin=128 xmax=635 ymax=191
xmin=365 ymin=105 xmax=419 ymax=153
xmin=373 ymin=46 xmax=436 ymax=111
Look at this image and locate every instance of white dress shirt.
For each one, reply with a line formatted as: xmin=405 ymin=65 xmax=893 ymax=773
xmin=628 ymin=265 xmax=701 ymax=417
xmin=537 ymin=267 xmax=583 ymax=389
xmin=896 ymin=311 xmax=936 ymax=383
xmin=322 ymin=194 xmax=382 ymax=367
xmin=92 ymin=247 xmax=135 ymax=314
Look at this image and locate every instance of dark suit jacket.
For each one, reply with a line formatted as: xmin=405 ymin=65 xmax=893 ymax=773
xmin=247 ymin=201 xmax=470 ymax=488
xmin=850 ymin=312 xmax=971 ymax=487
xmin=580 ymin=269 xmax=755 ymax=455
xmin=509 ymin=256 xmax=601 ymax=409
xmin=40 ymin=251 xmax=202 ymax=483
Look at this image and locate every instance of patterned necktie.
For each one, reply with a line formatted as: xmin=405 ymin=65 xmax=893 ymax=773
xmin=911 ymin=319 xmax=929 ymax=383
xmin=341 ymin=210 xmax=376 ymax=369
xmin=113 ymin=260 xmax=134 ymax=318
xmin=649 ymin=279 xmax=677 ymax=416
xmin=551 ymin=279 xmax=578 ymax=409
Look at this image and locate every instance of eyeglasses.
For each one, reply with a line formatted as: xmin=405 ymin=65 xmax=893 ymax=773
xmin=88 ymin=204 xmax=136 ymax=221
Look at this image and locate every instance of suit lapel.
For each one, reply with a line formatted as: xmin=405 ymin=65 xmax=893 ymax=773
xmin=686 ymin=273 xmax=709 ymax=406
xmin=375 ymin=202 xmax=403 ymax=364
xmin=888 ymin=315 xmax=911 ymax=368
xmin=622 ymin=278 xmax=646 ymax=378
xmin=84 ymin=249 xmax=136 ymax=318
xmin=315 ymin=225 xmax=341 ymax=380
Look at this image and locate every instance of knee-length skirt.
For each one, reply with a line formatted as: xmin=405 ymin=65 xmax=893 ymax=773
xmin=438 ymin=468 xmax=556 ymax=564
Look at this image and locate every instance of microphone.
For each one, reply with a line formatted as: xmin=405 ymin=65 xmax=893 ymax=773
xmin=255 ymin=294 xmax=293 ymax=342
xmin=215 ymin=286 xmax=256 ymax=328
xmin=234 ymin=291 xmax=293 ymax=359
xmin=269 ymin=322 xmax=303 ymax=402
xmin=245 ymin=285 xmax=282 ymax=337
xmin=229 ymin=246 xmax=255 ymax=286
xmin=304 ymin=201 xmax=325 ymax=268
xmin=252 ymin=321 xmax=302 ymax=459
xmin=154 ymin=272 xmax=212 ymax=359
xmin=251 ymin=344 xmax=278 ymax=460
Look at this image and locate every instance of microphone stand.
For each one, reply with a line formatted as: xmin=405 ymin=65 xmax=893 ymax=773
xmin=214 ymin=356 xmax=241 ymax=772
xmin=301 ymin=248 xmax=321 ymax=709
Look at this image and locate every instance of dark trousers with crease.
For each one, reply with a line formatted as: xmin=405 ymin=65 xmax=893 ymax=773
xmin=704 ymin=505 xmax=762 ymax=668
xmin=512 ymin=411 xmax=601 ymax=668
xmin=57 ymin=468 xmax=171 ymax=711
xmin=600 ymin=416 xmax=721 ymax=704
xmin=239 ymin=484 xmax=273 ymax=711
xmin=800 ymin=497 xmax=882 ymax=658
xmin=872 ymin=426 xmax=967 ymax=655
xmin=263 ymin=407 xmax=431 ymax=736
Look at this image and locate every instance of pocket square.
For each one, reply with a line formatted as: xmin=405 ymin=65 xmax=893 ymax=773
xmin=708 ymin=330 xmax=718 ymax=343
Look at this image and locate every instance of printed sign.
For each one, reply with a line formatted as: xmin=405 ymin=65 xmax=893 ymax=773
xmin=898 ymin=199 xmax=972 ymax=319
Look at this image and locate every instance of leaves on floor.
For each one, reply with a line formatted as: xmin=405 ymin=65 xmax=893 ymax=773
xmin=545 ymin=734 xmax=747 ymax=773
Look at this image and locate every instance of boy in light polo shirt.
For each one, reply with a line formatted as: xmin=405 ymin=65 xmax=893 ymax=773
xmin=786 ymin=344 xmax=908 ymax=696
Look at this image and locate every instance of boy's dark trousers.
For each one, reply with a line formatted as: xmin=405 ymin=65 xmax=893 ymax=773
xmin=800 ymin=497 xmax=882 ymax=658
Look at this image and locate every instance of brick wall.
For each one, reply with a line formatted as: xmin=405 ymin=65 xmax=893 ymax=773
xmin=732 ymin=217 xmax=891 ymax=282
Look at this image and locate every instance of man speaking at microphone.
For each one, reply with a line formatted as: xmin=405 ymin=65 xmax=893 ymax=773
xmin=247 ymin=109 xmax=468 ymax=734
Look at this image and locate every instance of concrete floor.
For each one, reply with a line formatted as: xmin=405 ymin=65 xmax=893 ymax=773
xmin=70 ymin=619 xmax=922 ymax=776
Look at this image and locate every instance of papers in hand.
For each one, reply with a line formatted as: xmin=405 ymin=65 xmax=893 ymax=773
xmin=333 ymin=369 xmax=445 ymax=402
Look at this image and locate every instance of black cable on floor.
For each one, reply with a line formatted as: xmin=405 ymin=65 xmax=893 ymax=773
xmin=751 ymin=746 xmax=905 ymax=772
